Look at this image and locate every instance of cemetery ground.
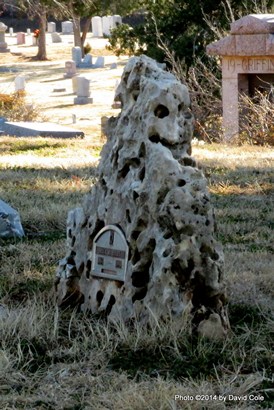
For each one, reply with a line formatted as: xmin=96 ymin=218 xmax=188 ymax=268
xmin=0 ymin=36 xmax=274 ymax=410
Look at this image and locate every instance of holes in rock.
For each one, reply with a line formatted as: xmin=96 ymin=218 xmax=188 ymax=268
xmin=181 ymin=225 xmax=194 ymax=236
xmin=88 ymin=220 xmax=105 ymax=249
xmin=78 ymin=262 xmax=85 ymax=275
xmin=178 ymin=179 xmax=186 ymax=187
xmin=86 ymin=259 xmax=92 ymax=278
xmin=106 ymin=295 xmax=116 ymax=315
xmin=132 ymin=286 xmax=147 ymax=303
xmin=101 ymin=178 xmax=106 ymax=186
xmin=156 ymin=188 xmax=169 ymax=205
xmin=163 ymin=249 xmax=171 ymax=257
xmin=191 ymin=205 xmax=199 ymax=214
xmin=131 ymin=247 xmax=141 ymax=265
xmin=67 ymin=255 xmax=75 ymax=265
xmin=154 ymin=104 xmax=170 ymax=118
xmin=133 ymin=191 xmax=139 ymax=201
xmin=172 ymin=258 xmax=195 ymax=285
xmin=149 ymin=134 xmax=161 ymax=143
xmin=131 ymin=230 xmax=140 ymax=241
xmin=133 ymin=92 xmax=139 ymax=101
xmin=118 ymin=163 xmax=130 ymax=178
xmin=96 ymin=290 xmax=104 ymax=305
xmin=181 ymin=157 xmax=196 ymax=167
xmin=132 ymin=269 xmax=150 ymax=288
xmin=110 ymin=189 xmax=114 ymax=195
xmin=178 ymin=103 xmax=184 ymax=112
xmin=183 ymin=110 xmax=192 ymax=119
xmin=71 ymin=236 xmax=76 ymax=247
xmin=163 ymin=231 xmax=173 ymax=239
xmin=205 ymin=219 xmax=210 ymax=226
xmin=68 ymin=229 xmax=72 ymax=238
xmin=118 ymin=158 xmax=141 ymax=179
xmin=126 ymin=209 xmax=131 ymax=224
xmin=139 ymin=167 xmax=146 ymax=181
xmin=139 ymin=142 xmax=146 ymax=158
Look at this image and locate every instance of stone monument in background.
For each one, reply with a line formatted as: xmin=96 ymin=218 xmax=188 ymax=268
xmin=56 ymin=55 xmax=229 ymax=337
xmin=207 ymin=14 xmax=274 ymax=140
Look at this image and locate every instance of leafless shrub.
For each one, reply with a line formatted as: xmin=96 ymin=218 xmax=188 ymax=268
xmin=237 ymin=90 xmax=274 ymax=145
xmin=0 ymin=91 xmax=43 ymax=122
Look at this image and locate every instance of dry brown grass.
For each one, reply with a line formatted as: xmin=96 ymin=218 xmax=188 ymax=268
xmin=0 ymin=139 xmax=273 ymax=409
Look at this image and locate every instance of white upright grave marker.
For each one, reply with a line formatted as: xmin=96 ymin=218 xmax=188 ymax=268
xmin=72 ymin=46 xmax=82 ymax=67
xmin=62 ymin=21 xmax=73 ymax=34
xmin=74 ymin=77 xmax=93 ymax=104
xmin=91 ymin=225 xmax=128 ymax=282
xmin=47 ymin=22 xmax=56 ymax=33
xmin=102 ymin=16 xmax=111 ymax=36
xmin=92 ymin=16 xmax=103 ymax=37
xmin=14 ymin=75 xmax=26 ymax=92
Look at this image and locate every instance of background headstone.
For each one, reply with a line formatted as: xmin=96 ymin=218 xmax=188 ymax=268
xmin=16 ymin=32 xmax=25 ymax=45
xmin=92 ymin=16 xmax=103 ymax=37
xmin=27 ymin=28 xmax=31 ymax=35
xmin=94 ymin=56 xmax=105 ymax=68
xmin=14 ymin=75 xmax=26 ymax=92
xmin=72 ymin=46 xmax=82 ymax=67
xmin=9 ymin=27 xmax=13 ymax=36
xmin=112 ymin=15 xmax=122 ymax=28
xmin=47 ymin=22 xmax=56 ymax=33
xmin=82 ymin=54 xmax=92 ymax=67
xmin=62 ymin=21 xmax=73 ymax=34
xmin=64 ymin=60 xmax=77 ymax=78
xmin=51 ymin=32 xmax=62 ymax=43
xmin=102 ymin=16 xmax=111 ymax=36
xmin=73 ymin=77 xmax=93 ymax=104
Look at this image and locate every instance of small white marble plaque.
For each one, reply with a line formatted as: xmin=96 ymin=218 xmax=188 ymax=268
xmin=91 ymin=225 xmax=128 ymax=281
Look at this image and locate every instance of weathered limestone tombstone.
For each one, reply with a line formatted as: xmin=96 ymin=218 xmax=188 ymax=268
xmin=51 ymin=32 xmax=62 ymax=43
xmin=56 ymin=55 xmax=229 ymax=337
xmin=92 ymin=16 xmax=103 ymax=37
xmin=207 ymin=14 xmax=274 ymax=140
xmin=72 ymin=46 xmax=82 ymax=67
xmin=47 ymin=21 xmax=56 ymax=33
xmin=14 ymin=75 xmax=26 ymax=92
xmin=73 ymin=77 xmax=93 ymax=104
xmin=64 ymin=60 xmax=77 ymax=78
xmin=62 ymin=21 xmax=73 ymax=34
xmin=0 ymin=22 xmax=9 ymax=52
xmin=16 ymin=32 xmax=25 ymax=45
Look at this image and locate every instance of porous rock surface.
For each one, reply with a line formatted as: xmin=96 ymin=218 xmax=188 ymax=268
xmin=56 ymin=55 xmax=229 ymax=334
